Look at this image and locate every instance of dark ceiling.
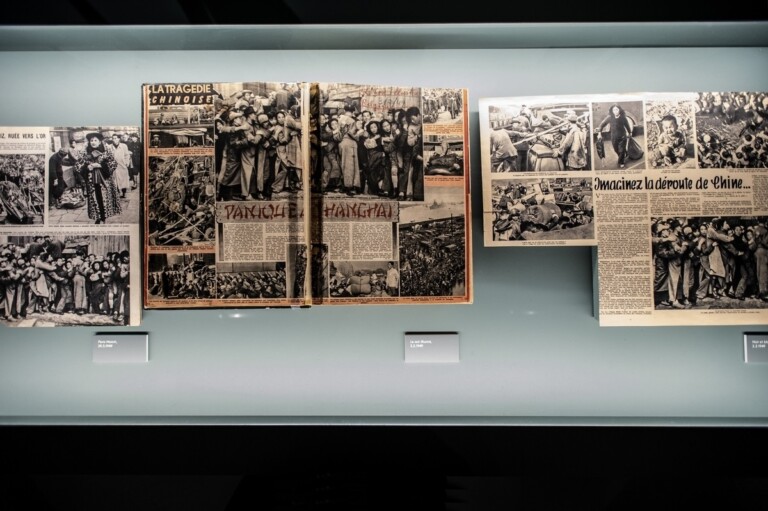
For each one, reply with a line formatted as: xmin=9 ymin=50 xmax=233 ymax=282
xmin=3 ymin=0 xmax=767 ymax=24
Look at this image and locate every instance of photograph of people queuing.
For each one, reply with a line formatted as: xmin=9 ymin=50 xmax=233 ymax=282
xmin=652 ymin=216 xmax=768 ymax=309
xmin=0 ymin=234 xmax=132 ymax=326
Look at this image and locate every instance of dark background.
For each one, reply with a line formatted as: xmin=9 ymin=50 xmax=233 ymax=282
xmin=3 ymin=0 xmax=768 ymax=24
xmin=2 ymin=426 xmax=767 ymax=509
xmin=3 ymin=2 xmax=768 ymax=508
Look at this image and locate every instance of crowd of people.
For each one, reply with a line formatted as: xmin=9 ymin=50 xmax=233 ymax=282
xmin=148 ymin=262 xmax=215 ymax=299
xmin=214 ymin=85 xmax=303 ymax=201
xmin=490 ymin=106 xmax=591 ymax=172
xmin=399 ymin=218 xmax=465 ymax=296
xmin=216 ymin=270 xmax=286 ymax=299
xmin=0 ymin=154 xmax=44 ymax=224
xmin=317 ymin=104 xmax=424 ymax=200
xmin=696 ymin=92 xmax=768 ymax=169
xmin=0 ymin=236 xmax=130 ymax=324
xmin=652 ymin=217 xmax=768 ymax=309
xmin=147 ymin=157 xmax=215 ymax=246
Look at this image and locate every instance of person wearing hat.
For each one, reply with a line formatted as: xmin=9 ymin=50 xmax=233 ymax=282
xmin=78 ymin=132 xmax=122 ymax=224
xmin=250 ymin=113 xmax=274 ymax=199
xmin=272 ymin=109 xmax=303 ymax=195
xmin=652 ymin=221 xmax=684 ymax=309
xmin=216 ymin=109 xmax=250 ymax=201
xmin=554 ymin=113 xmax=589 ymax=170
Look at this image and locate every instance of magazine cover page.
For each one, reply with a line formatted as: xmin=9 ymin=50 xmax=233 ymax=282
xmin=143 ymin=82 xmax=311 ymax=308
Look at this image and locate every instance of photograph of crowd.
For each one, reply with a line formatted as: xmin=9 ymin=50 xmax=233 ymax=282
xmin=328 ymin=260 xmax=399 ymax=298
xmin=424 ymin=134 xmax=464 ymax=176
xmin=49 ymin=127 xmax=142 ymax=224
xmin=316 ymin=83 xmax=424 ymax=200
xmin=215 ymin=262 xmax=286 ymax=300
xmin=213 ymin=82 xmax=304 ymax=201
xmin=695 ymin=92 xmax=768 ymax=168
xmin=0 ymin=154 xmax=44 ymax=224
xmin=488 ymin=102 xmax=592 ymax=172
xmin=147 ymin=156 xmax=215 ymax=246
xmin=645 ymin=99 xmax=696 ymax=170
xmin=491 ymin=178 xmax=593 ymax=241
xmin=592 ymin=101 xmax=646 ymax=171
xmin=399 ymin=215 xmax=465 ymax=297
xmin=0 ymin=234 xmax=132 ymax=326
xmin=398 ymin=185 xmax=466 ymax=296
xmin=422 ymin=88 xmax=463 ymax=125
xmin=147 ymin=252 xmax=215 ymax=300
xmin=651 ymin=216 xmax=768 ymax=310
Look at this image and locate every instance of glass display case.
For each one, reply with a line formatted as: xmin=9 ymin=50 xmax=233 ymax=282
xmin=0 ymin=22 xmax=767 ymax=425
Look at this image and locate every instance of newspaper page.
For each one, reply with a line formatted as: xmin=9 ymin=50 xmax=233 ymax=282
xmin=142 ymin=82 xmax=311 ymax=308
xmin=0 ymin=126 xmax=142 ymax=327
xmin=479 ymin=96 xmax=596 ymax=247
xmin=595 ymin=91 xmax=768 ymax=326
xmin=310 ymin=83 xmax=472 ymax=304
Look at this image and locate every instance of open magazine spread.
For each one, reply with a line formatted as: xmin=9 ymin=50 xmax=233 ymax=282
xmin=481 ymin=91 xmax=768 ymax=326
xmin=142 ymin=82 xmax=472 ymax=307
xmin=0 ymin=126 xmax=142 ymax=327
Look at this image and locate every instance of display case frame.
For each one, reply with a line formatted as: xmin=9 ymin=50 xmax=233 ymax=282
xmin=1 ymin=22 xmax=767 ymax=426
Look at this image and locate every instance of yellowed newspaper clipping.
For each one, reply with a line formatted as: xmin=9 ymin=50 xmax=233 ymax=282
xmin=1 ymin=126 xmax=141 ymax=327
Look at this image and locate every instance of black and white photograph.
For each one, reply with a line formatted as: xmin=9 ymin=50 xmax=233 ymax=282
xmin=311 ymin=243 xmax=330 ymax=300
xmin=592 ymin=101 xmax=646 ymax=171
xmin=0 ymin=234 xmax=132 ymax=326
xmin=0 ymin=154 xmax=44 ymax=225
xmin=215 ymin=261 xmax=287 ymax=300
xmin=148 ymin=104 xmax=215 ymax=127
xmin=214 ymin=82 xmax=304 ymax=201
xmin=328 ymin=260 xmax=398 ymax=298
xmin=147 ymin=252 xmax=215 ymax=300
xmin=317 ymin=83 xmax=424 ymax=201
xmin=49 ymin=127 xmax=141 ymax=224
xmin=398 ymin=186 xmax=466 ymax=297
xmin=422 ymin=88 xmax=463 ymax=125
xmin=645 ymin=99 xmax=696 ymax=169
xmin=652 ymin=216 xmax=768 ymax=310
xmin=148 ymin=127 xmax=214 ymax=149
xmin=424 ymin=134 xmax=464 ymax=176
xmin=491 ymin=177 xmax=593 ymax=241
xmin=695 ymin=92 xmax=768 ymax=168
xmin=147 ymin=155 xmax=215 ymax=246
xmin=286 ymin=243 xmax=307 ymax=299
xmin=488 ymin=102 xmax=592 ymax=172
